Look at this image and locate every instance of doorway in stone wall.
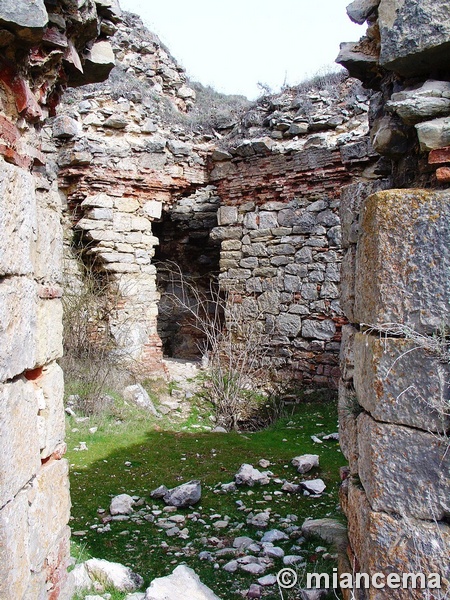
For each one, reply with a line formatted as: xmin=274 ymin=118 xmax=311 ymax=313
xmin=152 ymin=187 xmax=223 ymax=361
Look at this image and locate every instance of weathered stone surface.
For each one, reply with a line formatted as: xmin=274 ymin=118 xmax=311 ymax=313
xmin=145 ymin=565 xmax=221 ymax=600
xmin=338 ymin=380 xmax=359 ymax=474
xmin=370 ymin=115 xmax=412 ymax=157
xmin=123 ymin=384 xmax=158 ymax=415
xmin=0 ymin=160 xmax=37 ymax=277
xmin=302 ymin=319 xmax=336 ymax=340
xmin=301 ymin=518 xmax=348 ymax=548
xmin=164 ymin=480 xmax=201 ymax=507
xmin=336 ymin=42 xmax=378 ymax=81
xmin=0 ymin=490 xmax=31 ymax=599
xmin=37 ymin=362 xmax=65 ymax=459
xmin=301 ymin=479 xmax=326 ymax=495
xmin=387 ymin=96 xmax=450 ymax=125
xmin=354 ymin=190 xmax=450 ymax=333
xmin=353 ymin=332 xmax=450 ymax=432
xmin=345 ymin=482 xmax=450 ymax=600
xmin=110 ymin=494 xmax=135 ymax=516
xmin=0 ymin=0 xmax=47 ymax=43
xmin=357 ymin=413 xmax=450 ymax=520
xmin=80 ymin=40 xmax=115 ymax=85
xmin=339 ymin=324 xmax=356 ymax=381
xmin=346 ymin=0 xmax=380 ymax=24
xmin=415 ymin=117 xmax=450 ymax=151
xmin=34 ymin=187 xmax=63 ymax=283
xmin=340 ymin=247 xmax=356 ymax=323
xmin=217 ymin=206 xmax=238 ymax=226
xmin=85 ymin=558 xmax=144 ymax=592
xmin=340 ymin=180 xmax=390 ymax=249
xmin=35 ymin=298 xmax=63 ymax=367
xmin=235 ymin=464 xmax=270 ymax=486
xmin=0 ymin=278 xmax=37 ymax=380
xmin=143 ymin=200 xmax=163 ymax=219
xmin=378 ymin=0 xmax=450 ymax=76
xmin=28 ymin=460 xmax=71 ymax=570
xmin=276 ymin=314 xmax=302 ymax=337
xmin=52 ymin=115 xmax=81 ymax=139
xmin=292 ymin=454 xmax=319 ymax=474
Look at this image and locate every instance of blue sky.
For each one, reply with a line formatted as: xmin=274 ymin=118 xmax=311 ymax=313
xmin=119 ymin=0 xmax=363 ymax=99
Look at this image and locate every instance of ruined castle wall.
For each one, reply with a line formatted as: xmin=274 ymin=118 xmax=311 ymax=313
xmin=210 ymin=126 xmax=375 ymax=387
xmin=0 ymin=1 xmax=114 ymax=597
xmin=338 ymin=0 xmax=450 ymax=595
xmin=52 ymin=13 xmax=212 ymax=373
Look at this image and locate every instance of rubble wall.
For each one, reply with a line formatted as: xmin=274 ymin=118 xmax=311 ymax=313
xmin=337 ymin=0 xmax=450 ymax=596
xmin=0 ymin=1 xmax=114 ymax=598
xmin=209 ymin=100 xmax=375 ymax=387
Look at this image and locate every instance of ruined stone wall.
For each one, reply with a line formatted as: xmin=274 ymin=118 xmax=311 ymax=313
xmin=0 ymin=1 xmax=114 ymax=598
xmin=209 ymin=88 xmax=375 ymax=387
xmin=51 ymin=12 xmax=214 ymax=373
xmin=337 ymin=0 xmax=450 ymax=596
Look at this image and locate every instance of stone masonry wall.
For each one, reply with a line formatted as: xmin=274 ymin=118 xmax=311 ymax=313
xmin=0 ymin=2 xmax=113 ymax=598
xmin=52 ymin=13 xmax=212 ymax=373
xmin=209 ymin=97 xmax=376 ymax=387
xmin=337 ymin=0 xmax=450 ymax=597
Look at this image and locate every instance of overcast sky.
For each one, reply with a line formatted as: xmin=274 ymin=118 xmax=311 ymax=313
xmin=118 ymin=0 xmax=364 ymax=99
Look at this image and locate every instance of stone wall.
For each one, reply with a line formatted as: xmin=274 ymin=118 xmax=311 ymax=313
xmin=337 ymin=0 xmax=450 ymax=596
xmin=55 ymin=51 xmax=376 ymax=385
xmin=209 ymin=83 xmax=375 ymax=387
xmin=0 ymin=1 xmax=113 ymax=598
xmin=51 ymin=12 xmax=214 ymax=373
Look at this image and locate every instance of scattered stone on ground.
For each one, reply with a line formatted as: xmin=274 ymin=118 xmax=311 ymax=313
xmin=300 ymin=479 xmax=326 ymax=495
xmin=301 ymin=518 xmax=348 ymax=549
xmin=84 ymin=558 xmax=144 ymax=592
xmin=123 ymin=384 xmax=159 ymax=416
xmin=144 ymin=564 xmax=222 ymax=599
xmin=292 ymin=454 xmax=320 ymax=474
xmin=110 ymin=493 xmax=135 ymax=515
xmin=235 ymin=464 xmax=271 ymax=486
xmin=164 ymin=480 xmax=202 ymax=507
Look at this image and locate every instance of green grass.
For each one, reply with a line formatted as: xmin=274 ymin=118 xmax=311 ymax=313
xmin=66 ymin=390 xmax=344 ymax=599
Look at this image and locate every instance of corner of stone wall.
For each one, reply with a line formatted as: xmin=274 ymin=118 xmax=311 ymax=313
xmin=0 ymin=1 xmax=115 ymax=597
xmin=338 ymin=1 xmax=450 ymax=596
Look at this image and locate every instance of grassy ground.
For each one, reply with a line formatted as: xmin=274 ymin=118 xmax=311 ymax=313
xmin=67 ymin=386 xmax=344 ymax=599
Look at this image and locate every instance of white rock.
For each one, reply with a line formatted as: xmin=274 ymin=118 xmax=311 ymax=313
xmin=164 ymin=480 xmax=201 ymax=508
xmin=71 ymin=563 xmax=93 ymax=593
xmin=292 ymin=454 xmax=320 ymax=474
xmin=85 ymin=558 xmax=143 ymax=592
xmin=223 ymin=560 xmax=238 ymax=572
xmin=247 ymin=512 xmax=270 ymax=528
xmin=283 ymin=555 xmax=305 ymax=566
xmin=235 ymin=464 xmax=270 ymax=486
xmin=301 ymin=479 xmax=326 ymax=495
xmin=262 ymin=545 xmax=284 ymax=559
xmin=240 ymin=563 xmax=266 ymax=575
xmin=258 ymin=574 xmax=277 ymax=586
xmin=123 ymin=384 xmax=158 ymax=416
xmin=261 ymin=529 xmax=289 ymax=543
xmin=110 ymin=494 xmax=135 ymax=516
xmin=232 ymin=536 xmax=254 ymax=549
xmin=145 ymin=565 xmax=221 ymax=599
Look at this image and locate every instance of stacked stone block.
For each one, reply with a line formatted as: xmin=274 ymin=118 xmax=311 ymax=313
xmin=209 ymin=143 xmax=370 ymax=387
xmin=339 ymin=190 xmax=450 ymax=598
xmin=0 ymin=1 xmax=114 ymax=598
xmin=338 ymin=1 xmax=450 ymax=594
